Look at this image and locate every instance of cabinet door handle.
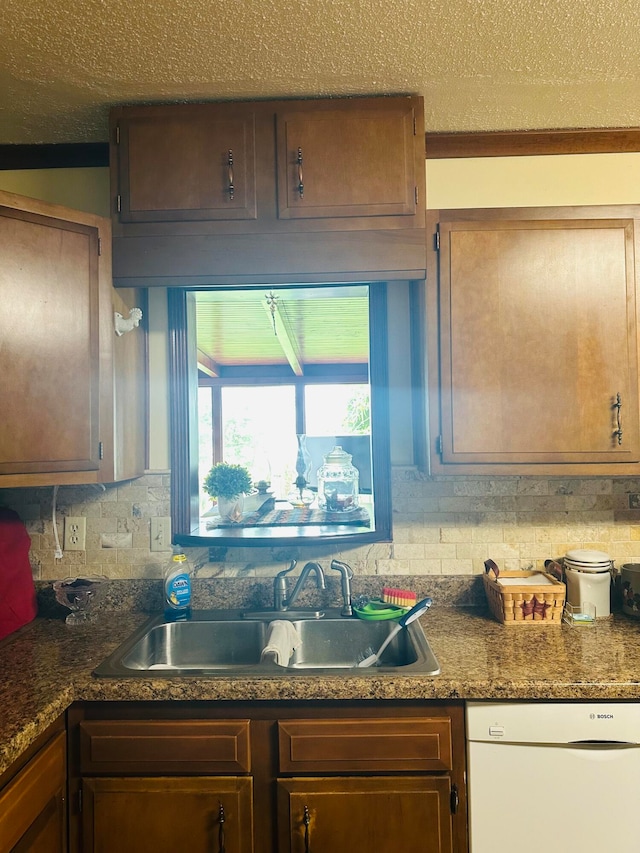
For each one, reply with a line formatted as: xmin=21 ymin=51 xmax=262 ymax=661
xmin=613 ymin=392 xmax=623 ymax=445
xmin=303 ymin=804 xmax=311 ymax=852
xmin=450 ymin=783 xmax=459 ymax=814
xmin=296 ymin=147 xmax=304 ymax=199
xmin=227 ymin=150 xmax=235 ymax=201
xmin=217 ymin=801 xmax=226 ymax=853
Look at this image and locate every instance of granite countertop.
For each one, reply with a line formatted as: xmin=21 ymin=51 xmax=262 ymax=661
xmin=2 ymin=606 xmax=640 ymax=776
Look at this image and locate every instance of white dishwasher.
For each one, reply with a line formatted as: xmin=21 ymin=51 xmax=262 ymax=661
xmin=467 ymin=701 xmax=640 ymax=853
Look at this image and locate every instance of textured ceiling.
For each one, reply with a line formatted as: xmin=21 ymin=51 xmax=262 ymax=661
xmin=3 ymin=0 xmax=640 ymax=144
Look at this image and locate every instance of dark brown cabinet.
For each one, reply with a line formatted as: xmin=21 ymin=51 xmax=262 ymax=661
xmin=0 ymin=722 xmax=66 ymax=853
xmin=278 ymin=777 xmax=452 ymax=853
xmin=276 ymin=716 xmax=457 ymax=853
xmin=81 ymin=777 xmax=253 ymax=853
xmin=426 ymin=206 xmax=640 ymax=475
xmin=0 ymin=190 xmax=145 ymax=487
xmin=109 ymin=96 xmax=426 ymax=283
xmin=68 ymin=702 xmax=466 ymax=853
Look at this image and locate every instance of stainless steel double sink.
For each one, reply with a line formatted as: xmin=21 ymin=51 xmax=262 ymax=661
xmin=93 ymin=609 xmax=440 ymax=677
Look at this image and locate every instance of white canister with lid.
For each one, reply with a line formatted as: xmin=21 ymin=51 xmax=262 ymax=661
xmin=563 ymin=549 xmax=612 ymax=618
xmin=621 ymin=563 xmax=640 ymax=618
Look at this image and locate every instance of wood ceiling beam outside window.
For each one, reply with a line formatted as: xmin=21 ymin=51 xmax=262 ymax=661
xmin=262 ymin=293 xmax=303 ymax=376
xmin=197 ymin=349 xmax=219 ymax=378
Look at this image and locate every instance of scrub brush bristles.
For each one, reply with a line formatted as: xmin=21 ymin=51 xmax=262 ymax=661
xmin=382 ymin=587 xmax=417 ymax=608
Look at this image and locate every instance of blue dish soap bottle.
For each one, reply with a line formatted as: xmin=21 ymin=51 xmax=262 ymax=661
xmin=164 ymin=547 xmax=192 ymax=620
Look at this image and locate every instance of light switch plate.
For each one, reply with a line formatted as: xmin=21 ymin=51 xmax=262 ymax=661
xmin=150 ymin=517 xmax=172 ymax=551
xmin=64 ymin=516 xmax=86 ymax=551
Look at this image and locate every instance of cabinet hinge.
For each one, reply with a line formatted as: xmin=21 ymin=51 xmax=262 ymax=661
xmin=99 ymin=441 xmax=104 ymax=460
xmin=413 ymin=115 xmax=417 ymax=136
xmin=115 ymin=124 xmax=120 ymax=145
xmin=450 ymin=784 xmax=459 ymax=814
xmin=97 ymin=236 xmax=102 ymax=256
xmin=78 ymin=786 xmax=83 ymax=813
xmin=434 ymin=226 xmax=440 ymax=251
xmin=436 ymin=435 xmax=443 ymax=456
xmin=116 ymin=194 xmax=122 ymax=213
xmin=414 ymin=186 xmax=419 ymax=206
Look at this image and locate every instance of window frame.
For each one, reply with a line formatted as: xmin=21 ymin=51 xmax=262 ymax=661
xmin=168 ymin=282 xmax=392 ymax=547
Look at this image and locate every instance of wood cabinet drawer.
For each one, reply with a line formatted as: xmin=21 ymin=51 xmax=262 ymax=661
xmin=79 ymin=720 xmax=251 ymax=774
xmin=278 ymin=717 xmax=452 ymax=773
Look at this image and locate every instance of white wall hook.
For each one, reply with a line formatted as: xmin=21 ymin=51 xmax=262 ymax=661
xmin=114 ymin=307 xmax=143 ymax=336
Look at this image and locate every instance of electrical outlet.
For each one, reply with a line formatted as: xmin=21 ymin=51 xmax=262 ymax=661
xmin=150 ymin=517 xmax=172 ymax=552
xmin=64 ymin=516 xmax=86 ymax=551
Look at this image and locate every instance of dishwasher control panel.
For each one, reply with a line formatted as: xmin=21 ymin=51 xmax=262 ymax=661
xmin=467 ymin=701 xmax=640 ymax=744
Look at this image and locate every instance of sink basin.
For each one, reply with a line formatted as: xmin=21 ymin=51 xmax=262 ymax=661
xmin=93 ymin=609 xmax=440 ymax=677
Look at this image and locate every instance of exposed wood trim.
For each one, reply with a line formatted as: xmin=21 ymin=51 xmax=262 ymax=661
xmin=2 ymin=128 xmax=639 ymax=169
xmin=0 ymin=143 xmax=109 ymax=170
xmin=425 ymin=128 xmax=640 ymax=159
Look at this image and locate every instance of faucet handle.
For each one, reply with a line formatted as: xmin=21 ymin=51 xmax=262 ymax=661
xmin=276 ymin=559 xmax=297 ymax=579
xmin=274 ymin=560 xmax=297 ymax=610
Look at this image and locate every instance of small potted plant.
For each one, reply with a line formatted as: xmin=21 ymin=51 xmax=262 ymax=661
xmin=203 ymin=462 xmax=253 ymax=522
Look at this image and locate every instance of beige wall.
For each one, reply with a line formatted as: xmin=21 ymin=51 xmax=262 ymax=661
xmin=0 ymin=168 xmax=110 ymax=216
xmin=427 ymin=152 xmax=640 ymax=209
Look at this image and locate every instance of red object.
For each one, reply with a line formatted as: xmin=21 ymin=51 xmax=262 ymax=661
xmin=0 ymin=508 xmax=37 ymax=641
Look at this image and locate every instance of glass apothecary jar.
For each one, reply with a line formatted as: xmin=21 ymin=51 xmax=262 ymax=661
xmin=317 ymin=446 xmax=359 ymax=512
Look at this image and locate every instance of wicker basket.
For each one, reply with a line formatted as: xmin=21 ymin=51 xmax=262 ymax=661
xmin=483 ymin=559 xmax=565 ymax=625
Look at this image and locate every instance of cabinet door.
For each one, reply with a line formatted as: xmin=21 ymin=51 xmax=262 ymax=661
xmin=434 ymin=214 xmax=640 ymax=469
xmin=277 ymin=777 xmax=453 ymax=853
xmin=81 ymin=777 xmax=253 ymax=853
xmin=114 ymin=105 xmax=257 ymax=222
xmin=0 ymin=732 xmax=66 ymax=853
xmin=0 ymin=202 xmax=101 ymax=475
xmin=276 ymin=98 xmax=422 ymax=221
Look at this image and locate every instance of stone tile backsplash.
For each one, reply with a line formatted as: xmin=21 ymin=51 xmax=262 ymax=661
xmin=2 ymin=469 xmax=640 ymax=582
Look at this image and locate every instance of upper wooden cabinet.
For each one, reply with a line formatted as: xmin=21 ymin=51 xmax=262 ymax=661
xmin=115 ymin=104 xmax=258 ymax=223
xmin=109 ymin=96 xmax=426 ymax=284
xmin=112 ymin=97 xmax=423 ymax=228
xmin=274 ymin=100 xmax=420 ymax=221
xmin=426 ymin=207 xmax=640 ymax=475
xmin=0 ymin=190 xmax=145 ymax=488
xmin=0 ymin=199 xmax=100 ymax=477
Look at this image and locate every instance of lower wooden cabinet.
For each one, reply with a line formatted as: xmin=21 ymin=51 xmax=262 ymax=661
xmin=81 ymin=777 xmax=253 ymax=853
xmin=68 ymin=702 xmax=467 ymax=853
xmin=278 ymin=776 xmax=453 ymax=853
xmin=0 ymin=720 xmax=66 ymax=853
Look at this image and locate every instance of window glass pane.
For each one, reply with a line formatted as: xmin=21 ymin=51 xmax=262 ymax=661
xmin=221 ymin=385 xmax=297 ymax=501
xmin=305 ymin=384 xmax=370 ymax=436
xmin=198 ymin=387 xmax=214 ymax=515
